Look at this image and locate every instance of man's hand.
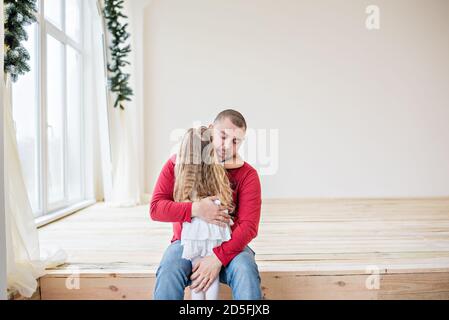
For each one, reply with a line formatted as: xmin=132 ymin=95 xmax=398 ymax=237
xmin=191 ymin=196 xmax=231 ymax=227
xmin=190 ymin=254 xmax=223 ymax=293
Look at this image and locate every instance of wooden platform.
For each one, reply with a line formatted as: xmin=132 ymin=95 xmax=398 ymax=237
xmin=37 ymin=198 xmax=449 ymax=299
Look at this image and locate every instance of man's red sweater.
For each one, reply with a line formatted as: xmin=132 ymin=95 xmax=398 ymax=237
xmin=149 ymin=154 xmax=262 ymax=267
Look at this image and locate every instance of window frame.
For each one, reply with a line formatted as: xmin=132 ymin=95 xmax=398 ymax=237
xmin=12 ymin=0 xmax=96 ymax=225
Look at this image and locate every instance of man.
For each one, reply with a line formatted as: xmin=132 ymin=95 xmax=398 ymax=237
xmin=150 ymin=109 xmax=262 ymax=300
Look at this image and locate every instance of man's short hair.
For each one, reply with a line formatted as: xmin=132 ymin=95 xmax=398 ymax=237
xmin=214 ymin=109 xmax=247 ymax=131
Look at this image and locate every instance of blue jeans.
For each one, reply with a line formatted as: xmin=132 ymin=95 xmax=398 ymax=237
xmin=153 ymin=240 xmax=262 ymax=300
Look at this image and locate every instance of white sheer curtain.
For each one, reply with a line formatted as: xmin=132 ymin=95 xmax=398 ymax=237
xmin=84 ymin=0 xmax=114 ymax=203
xmin=1 ymin=0 xmax=7 ymax=300
xmin=102 ymin=0 xmax=148 ymax=207
xmin=85 ymin=0 xmax=143 ymax=207
xmin=4 ymin=76 xmax=67 ymax=298
xmin=107 ymin=108 xmax=141 ymax=207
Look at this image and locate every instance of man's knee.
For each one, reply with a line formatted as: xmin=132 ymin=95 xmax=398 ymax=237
xmin=226 ymin=249 xmax=262 ymax=300
xmin=154 ymin=242 xmax=193 ymax=300
xmin=157 ymin=242 xmax=192 ymax=279
xmin=228 ymin=249 xmax=260 ymax=281
xmin=157 ymin=257 xmax=191 ymax=278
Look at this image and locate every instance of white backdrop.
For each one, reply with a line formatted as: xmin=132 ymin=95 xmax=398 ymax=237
xmin=138 ymin=0 xmax=449 ymax=198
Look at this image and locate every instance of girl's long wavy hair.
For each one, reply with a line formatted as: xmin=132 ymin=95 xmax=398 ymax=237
xmin=173 ymin=126 xmax=235 ymax=215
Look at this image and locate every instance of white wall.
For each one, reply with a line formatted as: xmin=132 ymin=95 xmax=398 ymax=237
xmin=140 ymin=0 xmax=449 ymax=198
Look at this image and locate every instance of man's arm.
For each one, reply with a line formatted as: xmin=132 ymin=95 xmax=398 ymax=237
xmin=149 ymin=157 xmax=232 ymax=225
xmin=149 ymin=157 xmax=193 ymax=223
xmin=212 ymin=169 xmax=262 ymax=266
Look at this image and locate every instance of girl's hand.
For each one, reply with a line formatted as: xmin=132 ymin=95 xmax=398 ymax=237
xmin=214 ymin=199 xmax=235 ymax=226
xmin=191 ymin=196 xmax=231 ymax=227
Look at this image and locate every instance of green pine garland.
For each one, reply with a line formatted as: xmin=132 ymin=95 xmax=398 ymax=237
xmin=4 ymin=0 xmax=38 ymax=82
xmin=103 ymin=0 xmax=133 ymax=110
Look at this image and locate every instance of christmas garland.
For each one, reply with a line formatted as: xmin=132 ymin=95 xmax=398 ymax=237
xmin=4 ymin=0 xmax=38 ymax=82
xmin=103 ymin=0 xmax=133 ymax=110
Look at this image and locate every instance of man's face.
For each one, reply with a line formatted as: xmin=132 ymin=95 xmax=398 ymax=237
xmin=211 ymin=117 xmax=246 ymax=163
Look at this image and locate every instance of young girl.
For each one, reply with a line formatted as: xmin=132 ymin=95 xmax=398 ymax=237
xmin=173 ymin=126 xmax=235 ymax=300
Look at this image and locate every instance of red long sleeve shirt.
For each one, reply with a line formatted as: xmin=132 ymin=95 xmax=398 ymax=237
xmin=150 ymin=154 xmax=262 ymax=266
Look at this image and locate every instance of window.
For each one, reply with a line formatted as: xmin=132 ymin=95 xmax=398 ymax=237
xmin=12 ymin=0 xmax=93 ymax=220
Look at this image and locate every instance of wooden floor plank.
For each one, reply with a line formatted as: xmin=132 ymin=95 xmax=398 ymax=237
xmin=38 ymin=198 xmax=449 ymax=299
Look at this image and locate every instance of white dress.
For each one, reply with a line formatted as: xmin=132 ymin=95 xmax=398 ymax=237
xmin=181 ymin=199 xmax=233 ymax=260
